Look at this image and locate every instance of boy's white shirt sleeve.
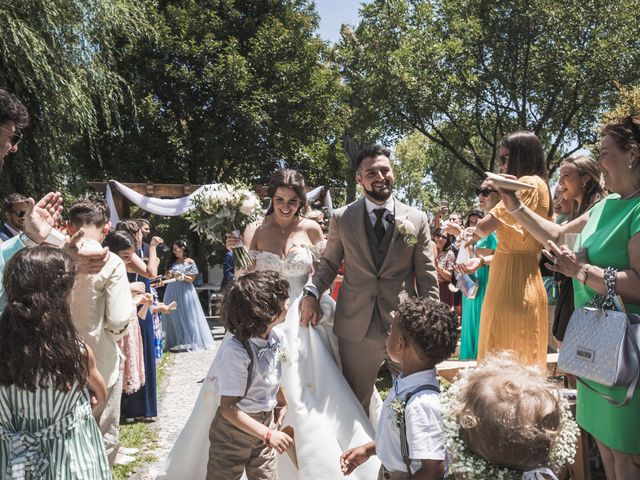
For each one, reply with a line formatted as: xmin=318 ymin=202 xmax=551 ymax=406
xmin=217 ymin=341 xmax=251 ymax=397
xmin=406 ymin=395 xmax=447 ymax=461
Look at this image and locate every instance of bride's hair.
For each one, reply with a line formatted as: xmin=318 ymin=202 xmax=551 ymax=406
xmin=451 ymin=353 xmax=563 ymax=473
xmin=220 ymin=270 xmax=290 ymax=341
xmin=265 ymin=169 xmax=307 ymax=216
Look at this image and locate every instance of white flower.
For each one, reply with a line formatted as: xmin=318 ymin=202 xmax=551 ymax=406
xmin=396 ymin=216 xmax=417 ymax=235
xmin=240 ymin=194 xmax=261 ymax=216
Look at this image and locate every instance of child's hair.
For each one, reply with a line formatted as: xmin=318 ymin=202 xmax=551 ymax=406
xmin=0 ymin=246 xmax=88 ymax=391
xmin=452 ymin=354 xmax=562 ymax=472
xmin=103 ymin=230 xmax=136 ymax=253
xmin=220 ymin=270 xmax=289 ymax=341
xmin=396 ymin=297 xmax=458 ymax=366
xmin=68 ymin=196 xmax=110 ymax=229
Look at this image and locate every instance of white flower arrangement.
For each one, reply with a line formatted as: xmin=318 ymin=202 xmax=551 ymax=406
xmin=440 ymin=367 xmax=580 ymax=480
xmin=187 ymin=183 xmax=264 ymax=269
xmin=395 ymin=216 xmax=418 ymax=246
xmin=389 ymin=397 xmax=406 ymax=428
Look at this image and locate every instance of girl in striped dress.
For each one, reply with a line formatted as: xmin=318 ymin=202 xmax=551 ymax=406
xmin=0 ymin=246 xmax=111 ymax=479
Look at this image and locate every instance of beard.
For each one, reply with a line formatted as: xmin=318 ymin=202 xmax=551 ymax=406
xmin=363 ymin=182 xmax=392 ymax=202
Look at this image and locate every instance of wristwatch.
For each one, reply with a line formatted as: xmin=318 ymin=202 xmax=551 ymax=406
xmin=576 ymin=264 xmax=592 ymax=284
xmin=303 ymin=288 xmax=317 ymax=300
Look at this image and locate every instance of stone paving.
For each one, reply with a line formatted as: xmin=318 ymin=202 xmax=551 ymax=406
xmin=130 ymin=327 xmax=224 ymax=479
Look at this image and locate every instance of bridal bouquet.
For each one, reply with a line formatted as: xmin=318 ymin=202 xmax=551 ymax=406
xmin=187 ymin=183 xmax=264 ymax=269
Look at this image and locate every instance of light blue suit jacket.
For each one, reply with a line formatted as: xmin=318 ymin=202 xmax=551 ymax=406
xmin=0 ymin=235 xmax=25 ymax=313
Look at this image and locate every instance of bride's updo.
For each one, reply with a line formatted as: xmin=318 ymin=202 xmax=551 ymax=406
xmin=265 ymin=169 xmax=307 ymax=216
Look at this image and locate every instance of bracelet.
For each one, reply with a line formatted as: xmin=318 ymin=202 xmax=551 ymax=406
xmin=265 ymin=429 xmax=272 ymax=447
xmin=507 ymin=203 xmax=525 ymax=214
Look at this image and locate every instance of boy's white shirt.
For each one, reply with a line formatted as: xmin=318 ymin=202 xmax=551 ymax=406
xmin=375 ymin=368 xmax=447 ymax=474
xmin=215 ymin=328 xmax=289 ymax=413
xmin=70 ymin=237 xmax=134 ymax=388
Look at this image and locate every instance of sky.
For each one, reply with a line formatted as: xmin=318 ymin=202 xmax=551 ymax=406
xmin=314 ymin=0 xmax=365 ymax=43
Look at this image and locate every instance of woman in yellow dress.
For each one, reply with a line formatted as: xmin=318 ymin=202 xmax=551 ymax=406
xmin=469 ymin=131 xmax=552 ymax=368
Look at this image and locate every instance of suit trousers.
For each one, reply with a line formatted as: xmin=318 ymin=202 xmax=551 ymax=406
xmin=207 ymin=410 xmax=277 ymax=480
xmin=339 ymin=317 xmax=401 ymax=414
xmin=96 ymin=373 xmax=122 ymax=466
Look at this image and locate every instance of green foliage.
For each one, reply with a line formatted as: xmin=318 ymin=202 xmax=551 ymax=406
xmin=95 ymin=0 xmax=349 ymax=190
xmin=0 ymin=0 xmax=150 ymax=196
xmin=394 ymin=131 xmax=478 ymax=214
xmin=336 ymin=0 xmax=640 ymax=180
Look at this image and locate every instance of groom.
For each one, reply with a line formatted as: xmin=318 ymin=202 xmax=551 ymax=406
xmin=300 ymin=144 xmax=439 ymax=412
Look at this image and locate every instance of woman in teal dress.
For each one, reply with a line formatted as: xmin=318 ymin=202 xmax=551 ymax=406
xmin=457 ymin=182 xmax=500 ymax=359
xmin=493 ymin=115 xmax=640 ymax=478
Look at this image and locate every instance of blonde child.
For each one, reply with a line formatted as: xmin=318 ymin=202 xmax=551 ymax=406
xmin=341 ymin=298 xmax=459 ymax=480
xmin=206 ymin=270 xmax=293 ymax=480
xmin=440 ymin=354 xmax=579 ymax=480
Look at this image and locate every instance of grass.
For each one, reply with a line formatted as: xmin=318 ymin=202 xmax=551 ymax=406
xmin=112 ymin=352 xmax=173 ymax=480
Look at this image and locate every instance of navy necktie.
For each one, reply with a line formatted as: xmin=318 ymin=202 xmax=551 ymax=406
xmin=373 ymin=208 xmax=386 ymax=243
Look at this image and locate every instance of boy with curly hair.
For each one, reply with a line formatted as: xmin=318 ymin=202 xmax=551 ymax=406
xmin=340 ymin=298 xmax=458 ymax=480
xmin=207 ymin=270 xmax=293 ymax=480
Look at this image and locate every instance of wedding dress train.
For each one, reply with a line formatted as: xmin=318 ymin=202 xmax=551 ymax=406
xmin=159 ymin=248 xmax=380 ymax=479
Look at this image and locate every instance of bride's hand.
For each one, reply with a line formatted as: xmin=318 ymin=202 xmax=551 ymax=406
xmin=300 ymin=295 xmax=321 ymax=327
xmin=225 ymin=232 xmax=242 ymax=251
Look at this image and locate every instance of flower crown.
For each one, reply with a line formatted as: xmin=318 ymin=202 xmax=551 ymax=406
xmin=440 ymin=367 xmax=580 ymax=480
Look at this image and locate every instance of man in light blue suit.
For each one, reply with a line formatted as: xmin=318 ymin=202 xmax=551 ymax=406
xmin=0 ymin=89 xmax=109 ymax=313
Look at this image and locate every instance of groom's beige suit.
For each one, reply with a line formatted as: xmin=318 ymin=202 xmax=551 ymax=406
xmin=309 ymin=196 xmax=439 ymax=411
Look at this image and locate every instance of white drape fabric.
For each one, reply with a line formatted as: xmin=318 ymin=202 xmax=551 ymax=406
xmin=104 ymin=181 xmax=333 ymax=222
xmin=522 ymin=467 xmax=559 ymax=480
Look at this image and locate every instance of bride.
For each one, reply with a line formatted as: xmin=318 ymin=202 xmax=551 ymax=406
xmin=159 ymin=169 xmax=380 ymax=479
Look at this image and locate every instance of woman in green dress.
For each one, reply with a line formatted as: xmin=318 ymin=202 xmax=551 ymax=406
xmin=456 ymin=183 xmax=500 ymax=359
xmin=492 ymin=115 xmax=640 ymax=478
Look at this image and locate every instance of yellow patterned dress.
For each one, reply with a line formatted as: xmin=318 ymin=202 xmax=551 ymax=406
xmin=477 ymin=175 xmax=551 ymax=368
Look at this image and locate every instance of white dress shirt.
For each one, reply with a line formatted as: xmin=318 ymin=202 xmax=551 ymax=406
xmin=216 ymin=329 xmax=288 ymax=413
xmin=70 ymin=238 xmax=134 ymax=388
xmin=375 ymin=368 xmax=447 ymax=474
xmin=364 ymin=196 xmax=395 ymax=231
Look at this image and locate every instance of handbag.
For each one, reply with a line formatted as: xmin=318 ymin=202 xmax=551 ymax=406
xmin=558 ymin=267 xmax=640 ymax=406
xmin=456 ymin=273 xmax=478 ymax=299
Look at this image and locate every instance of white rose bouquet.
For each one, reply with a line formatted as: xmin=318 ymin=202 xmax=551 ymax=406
xmin=187 ymin=184 xmax=264 ymax=270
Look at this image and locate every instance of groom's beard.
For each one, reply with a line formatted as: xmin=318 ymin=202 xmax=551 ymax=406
xmin=363 ymin=183 xmax=392 ymax=202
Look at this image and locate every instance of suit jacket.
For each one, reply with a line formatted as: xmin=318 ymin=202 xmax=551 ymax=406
xmin=311 ymin=197 xmax=439 ymax=341
xmin=0 ymin=224 xmax=16 ymax=242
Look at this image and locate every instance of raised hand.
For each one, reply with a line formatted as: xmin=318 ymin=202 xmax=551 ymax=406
xmin=455 ymin=257 xmax=483 ymax=275
xmin=63 ymin=230 xmax=109 ymax=274
xmin=22 ymin=192 xmax=63 ymax=244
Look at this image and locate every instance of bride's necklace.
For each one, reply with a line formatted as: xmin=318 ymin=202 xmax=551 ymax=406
xmin=275 ymin=218 xmax=298 ymax=235
xmin=621 ymin=188 xmax=640 ymax=200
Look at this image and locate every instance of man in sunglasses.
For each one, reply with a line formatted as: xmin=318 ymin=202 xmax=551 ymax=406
xmin=0 ymin=89 xmax=109 ymax=313
xmin=0 ymin=193 xmax=28 ymax=241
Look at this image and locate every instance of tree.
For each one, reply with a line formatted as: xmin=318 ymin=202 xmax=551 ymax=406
xmin=335 ymin=0 xmax=640 ymax=181
xmin=94 ymin=0 xmax=349 ymax=190
xmin=0 ymin=0 xmax=150 ymax=195
xmin=394 ymin=131 xmax=478 ymax=214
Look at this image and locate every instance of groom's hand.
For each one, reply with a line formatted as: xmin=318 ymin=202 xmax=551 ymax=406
xmin=300 ymin=295 xmax=321 ymax=327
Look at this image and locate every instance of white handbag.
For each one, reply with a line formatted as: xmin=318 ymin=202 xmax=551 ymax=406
xmin=558 ymin=268 xmax=640 ymax=406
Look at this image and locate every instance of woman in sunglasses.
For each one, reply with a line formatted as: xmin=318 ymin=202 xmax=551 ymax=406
xmin=455 ymin=183 xmax=500 ymax=359
xmin=466 ymin=131 xmax=553 ymax=369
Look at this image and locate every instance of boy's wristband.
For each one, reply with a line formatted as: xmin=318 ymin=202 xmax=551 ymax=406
xmin=265 ymin=429 xmax=272 ymax=447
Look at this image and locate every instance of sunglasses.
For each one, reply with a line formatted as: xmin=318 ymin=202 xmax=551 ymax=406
xmin=475 ymin=188 xmax=497 ymax=197
xmin=11 ymin=210 xmax=26 ymax=218
xmin=0 ymin=127 xmax=23 ymax=147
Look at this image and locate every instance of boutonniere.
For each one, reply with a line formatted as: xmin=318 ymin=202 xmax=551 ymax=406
xmin=389 ymin=397 xmax=406 ymax=427
xmin=277 ymin=350 xmax=289 ymax=364
xmin=395 ymin=216 xmax=418 ymax=246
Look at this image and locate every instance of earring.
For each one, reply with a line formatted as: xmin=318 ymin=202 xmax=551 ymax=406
xmin=630 ymin=161 xmax=634 ymax=170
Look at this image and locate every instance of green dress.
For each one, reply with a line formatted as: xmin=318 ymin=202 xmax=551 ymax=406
xmin=574 ymin=194 xmax=640 ymax=454
xmin=460 ymin=232 xmax=498 ymax=360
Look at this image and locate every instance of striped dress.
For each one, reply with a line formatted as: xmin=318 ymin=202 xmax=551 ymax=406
xmin=0 ymin=381 xmax=110 ymax=479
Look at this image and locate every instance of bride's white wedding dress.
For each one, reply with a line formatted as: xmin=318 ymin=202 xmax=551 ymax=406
xmin=159 ymin=248 xmax=380 ymax=479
